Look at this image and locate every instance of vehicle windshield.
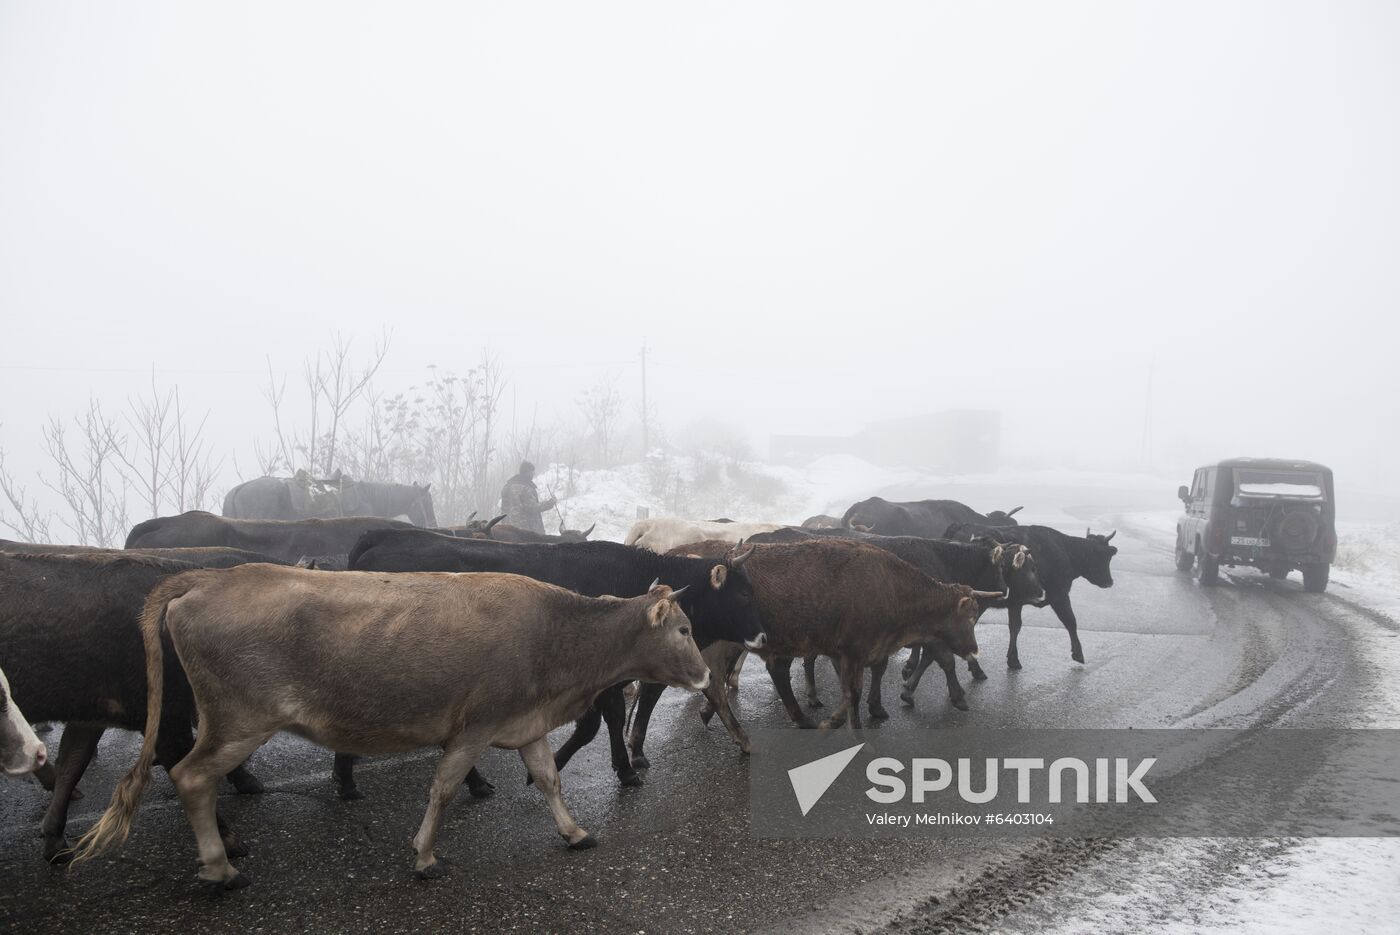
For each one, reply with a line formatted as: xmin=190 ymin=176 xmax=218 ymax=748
xmin=1232 ymin=469 xmax=1325 ymax=499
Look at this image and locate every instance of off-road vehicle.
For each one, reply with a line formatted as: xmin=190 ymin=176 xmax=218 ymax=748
xmin=1175 ymin=457 xmax=1336 ymax=592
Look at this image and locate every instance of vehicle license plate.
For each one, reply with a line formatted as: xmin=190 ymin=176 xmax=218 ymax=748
xmin=1231 ymin=536 xmax=1270 ymax=547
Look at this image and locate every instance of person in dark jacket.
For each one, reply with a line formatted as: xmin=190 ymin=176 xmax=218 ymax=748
xmin=500 ymin=461 xmax=556 ymax=534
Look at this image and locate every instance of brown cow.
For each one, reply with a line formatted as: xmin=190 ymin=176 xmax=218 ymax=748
xmin=660 ymin=539 xmax=996 ymax=750
xmin=73 ymin=566 xmax=709 ymax=888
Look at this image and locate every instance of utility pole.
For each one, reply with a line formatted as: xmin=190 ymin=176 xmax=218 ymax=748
xmin=640 ymin=340 xmax=649 ymax=456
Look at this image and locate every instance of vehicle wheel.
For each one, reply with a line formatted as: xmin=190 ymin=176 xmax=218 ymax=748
xmin=1197 ymin=550 xmax=1219 ymax=587
xmin=1303 ymin=563 xmax=1329 ymax=593
xmin=1174 ymin=534 xmax=1194 ymax=572
xmin=1269 ymin=568 xmax=1289 ymax=580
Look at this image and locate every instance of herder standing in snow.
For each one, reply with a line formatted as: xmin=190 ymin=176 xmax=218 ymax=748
xmin=499 ymin=460 xmax=557 ymax=534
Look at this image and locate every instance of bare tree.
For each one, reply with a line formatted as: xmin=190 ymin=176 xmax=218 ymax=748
xmin=40 ymin=401 xmax=129 ymax=546
xmin=308 ymin=333 xmax=389 ymax=476
xmin=0 ymin=442 xmax=52 ymax=542
xmin=255 ymin=334 xmax=390 ymax=478
xmin=578 ymin=375 xmax=624 ymax=468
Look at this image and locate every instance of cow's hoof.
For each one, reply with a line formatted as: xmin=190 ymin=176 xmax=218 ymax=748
xmin=467 ymin=778 xmax=495 ymax=799
xmin=630 ymin=753 xmax=651 ymax=770
xmin=1007 ymin=658 xmax=1023 ymax=671
xmin=617 ymin=770 xmax=644 ymax=788
xmin=1071 ymin=650 xmax=1085 ymax=664
xmin=700 ymin=707 xmax=716 ymax=726
xmin=899 ymin=692 xmax=915 ymax=707
xmin=805 ymin=696 xmax=824 ymax=708
xmin=223 ymin=838 xmax=251 ymax=860
xmin=900 ymin=666 xmax=916 ymax=682
xmin=951 ymin=697 xmax=970 ymax=712
xmin=231 ymin=776 xmax=265 ymax=796
xmin=415 ymin=861 xmax=448 ymax=881
xmin=67 ymin=787 xmax=84 ymax=801
xmin=868 ymin=705 xmax=890 ymax=720
xmin=969 ymin=665 xmax=989 ymax=682
xmin=337 ymin=786 xmax=363 ymax=802
xmin=568 ymin=834 xmax=598 ymax=851
xmin=203 ymin=872 xmax=253 ymax=892
xmin=43 ymin=838 xmax=71 ymax=866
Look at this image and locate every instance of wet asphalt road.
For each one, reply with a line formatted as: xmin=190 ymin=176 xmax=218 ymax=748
xmin=2 ymin=488 xmax=1392 ymax=934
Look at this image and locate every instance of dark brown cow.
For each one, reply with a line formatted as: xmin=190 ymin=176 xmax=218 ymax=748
xmin=124 ymin=511 xmax=415 ymax=563
xmin=656 ymin=539 xmax=994 ymax=751
xmin=73 ymin=567 xmax=709 ymax=888
xmin=0 ymin=550 xmax=278 ymax=863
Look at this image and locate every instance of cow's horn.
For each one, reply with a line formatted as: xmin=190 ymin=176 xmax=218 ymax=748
xmin=486 ymin=514 xmax=506 ymax=533
xmin=1105 ymin=529 xmax=1117 ymax=542
xmin=971 ymin=590 xmax=1005 ymax=600
xmin=1007 ymin=506 xmax=1023 ymax=517
xmin=729 ymin=544 xmax=755 ymax=569
xmin=668 ymin=584 xmax=689 ymax=600
xmin=467 ymin=511 xmax=477 ymax=521
xmin=582 ymin=523 xmax=596 ymax=538
xmin=648 ymin=577 xmax=661 ymax=592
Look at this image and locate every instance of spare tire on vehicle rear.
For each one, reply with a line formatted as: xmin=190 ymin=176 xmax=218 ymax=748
xmin=1273 ymin=510 xmax=1320 ymax=551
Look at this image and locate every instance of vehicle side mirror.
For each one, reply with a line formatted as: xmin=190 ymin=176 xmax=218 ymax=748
xmin=1177 ymin=485 xmax=1190 ymax=503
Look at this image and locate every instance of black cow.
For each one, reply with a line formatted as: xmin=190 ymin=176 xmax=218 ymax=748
xmin=347 ymin=529 xmax=765 ymax=788
xmin=945 ymin=523 xmax=1117 ymax=669
xmin=0 ymin=550 xmax=279 ymax=863
xmin=124 ymin=510 xmax=415 ymax=563
xmin=485 ymin=522 xmax=596 ymax=544
xmin=840 ymin=497 xmax=1023 ymax=536
xmin=899 ymin=540 xmax=1044 ymax=701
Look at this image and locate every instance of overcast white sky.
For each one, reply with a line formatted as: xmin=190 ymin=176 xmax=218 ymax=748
xmin=1 ymin=1 xmax=1397 ymax=490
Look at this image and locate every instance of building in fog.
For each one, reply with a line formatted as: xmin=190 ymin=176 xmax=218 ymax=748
xmin=770 ymin=410 xmax=1001 ymax=473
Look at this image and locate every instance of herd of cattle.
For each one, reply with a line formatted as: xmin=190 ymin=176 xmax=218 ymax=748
xmin=0 ymin=493 xmax=1119 ymax=888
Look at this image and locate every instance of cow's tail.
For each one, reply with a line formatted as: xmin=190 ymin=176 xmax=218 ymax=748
xmin=71 ymin=579 xmax=183 ymax=862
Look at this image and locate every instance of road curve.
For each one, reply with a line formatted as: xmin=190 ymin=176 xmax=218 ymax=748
xmin=0 ymin=515 xmax=1386 ymax=934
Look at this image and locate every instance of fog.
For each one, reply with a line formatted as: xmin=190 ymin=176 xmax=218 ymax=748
xmin=2 ymin=1 xmax=1398 ymax=524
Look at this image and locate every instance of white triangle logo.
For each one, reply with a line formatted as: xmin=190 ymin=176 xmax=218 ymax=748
xmin=787 ymin=743 xmax=865 ymax=816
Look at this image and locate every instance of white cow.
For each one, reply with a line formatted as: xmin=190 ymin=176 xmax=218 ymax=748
xmin=1 ymin=664 xmax=46 ymax=776
xmin=624 ymin=517 xmax=784 ymax=554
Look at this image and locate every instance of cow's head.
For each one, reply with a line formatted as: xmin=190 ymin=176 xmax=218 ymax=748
xmin=632 ymin=585 xmax=711 ymax=693
xmin=677 ymin=542 xmax=766 ymax=650
xmin=1 ymin=666 xmax=47 ymax=776
xmin=985 ymin=505 xmax=1024 ymax=526
xmin=939 ymin=585 xmax=987 ymax=659
xmin=1000 ymin=543 xmax=1046 ymax=605
xmin=396 ymin=483 xmax=436 ymax=527
xmin=1081 ymin=528 xmax=1119 ymax=588
xmin=557 ymin=523 xmax=596 ymax=542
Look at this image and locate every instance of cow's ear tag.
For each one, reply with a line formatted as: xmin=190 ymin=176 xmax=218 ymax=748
xmin=710 ymin=565 xmax=728 ymax=589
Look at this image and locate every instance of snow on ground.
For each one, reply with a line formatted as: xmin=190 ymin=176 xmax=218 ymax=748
xmin=541 ymin=454 xmax=1400 ymax=934
xmin=539 ymin=453 xmax=1177 ymax=543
